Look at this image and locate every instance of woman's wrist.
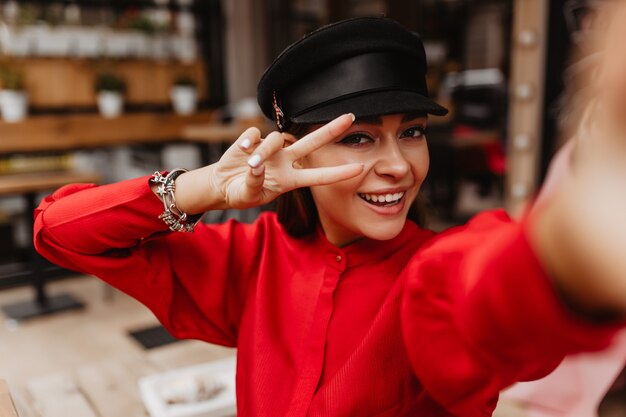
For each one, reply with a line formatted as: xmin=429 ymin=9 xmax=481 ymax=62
xmin=154 ymin=164 xmax=228 ymax=214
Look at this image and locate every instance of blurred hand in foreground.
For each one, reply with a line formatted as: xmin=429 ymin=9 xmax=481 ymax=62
xmin=531 ymin=1 xmax=626 ymax=315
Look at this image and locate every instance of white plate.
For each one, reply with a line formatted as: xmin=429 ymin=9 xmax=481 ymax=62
xmin=138 ymin=357 xmax=237 ymax=417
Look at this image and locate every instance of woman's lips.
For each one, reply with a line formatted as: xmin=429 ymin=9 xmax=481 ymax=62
xmin=357 ymin=192 xmax=406 ymax=215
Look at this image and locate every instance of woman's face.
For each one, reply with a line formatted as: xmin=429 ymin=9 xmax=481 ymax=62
xmin=299 ymin=113 xmax=429 ymax=246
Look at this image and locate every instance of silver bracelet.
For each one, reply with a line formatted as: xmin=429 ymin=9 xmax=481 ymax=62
xmin=150 ymin=169 xmax=203 ymax=232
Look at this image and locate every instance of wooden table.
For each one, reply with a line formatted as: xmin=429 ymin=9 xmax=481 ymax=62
xmin=0 ymin=171 xmax=104 ymax=321
xmin=8 ymin=347 xmax=236 ymax=417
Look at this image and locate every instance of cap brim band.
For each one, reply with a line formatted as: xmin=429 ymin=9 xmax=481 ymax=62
xmin=291 ymin=90 xmax=448 ymax=125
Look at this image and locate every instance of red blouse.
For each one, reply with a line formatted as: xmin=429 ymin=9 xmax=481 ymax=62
xmin=34 ymin=177 xmax=621 ymax=417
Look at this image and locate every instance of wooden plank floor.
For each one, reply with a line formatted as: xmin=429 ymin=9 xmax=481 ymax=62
xmin=0 ymin=380 xmax=19 ymax=417
xmin=0 ymin=275 xmax=235 ymax=417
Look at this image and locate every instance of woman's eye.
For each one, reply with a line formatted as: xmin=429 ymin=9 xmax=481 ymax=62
xmin=401 ymin=126 xmax=427 ymax=139
xmin=339 ymin=134 xmax=374 ymax=146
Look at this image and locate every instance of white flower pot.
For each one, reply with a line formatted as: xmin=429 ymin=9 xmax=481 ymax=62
xmin=97 ymin=91 xmax=124 ymax=118
xmin=170 ymin=86 xmax=197 ymax=115
xmin=0 ymin=90 xmax=28 ymax=122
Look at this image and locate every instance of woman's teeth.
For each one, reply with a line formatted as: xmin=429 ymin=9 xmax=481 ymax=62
xmin=358 ymin=192 xmax=405 ymax=206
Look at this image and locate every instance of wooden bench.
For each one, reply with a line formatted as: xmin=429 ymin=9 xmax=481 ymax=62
xmin=0 ymin=380 xmax=19 ymax=417
xmin=0 ymin=170 xmax=102 ymax=321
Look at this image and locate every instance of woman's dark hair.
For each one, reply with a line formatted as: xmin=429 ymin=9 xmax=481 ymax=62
xmin=276 ymin=122 xmax=428 ymax=237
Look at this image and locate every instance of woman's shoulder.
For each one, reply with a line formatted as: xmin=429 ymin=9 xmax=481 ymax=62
xmin=429 ymin=208 xmax=514 ymax=237
xmin=412 ymin=209 xmax=517 ymax=256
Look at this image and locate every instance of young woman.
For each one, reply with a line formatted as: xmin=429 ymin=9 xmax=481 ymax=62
xmin=34 ymin=16 xmax=625 ymax=417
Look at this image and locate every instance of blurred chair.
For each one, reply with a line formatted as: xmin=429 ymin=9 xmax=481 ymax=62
xmin=495 ymin=331 xmax=626 ymax=417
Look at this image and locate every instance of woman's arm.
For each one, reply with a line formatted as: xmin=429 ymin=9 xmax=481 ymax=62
xmin=35 ymin=178 xmax=167 ymax=256
xmin=400 ymin=211 xmax=624 ymax=417
xmin=527 ymin=0 xmax=626 ymax=317
xmin=402 ymin=5 xmax=626 ymax=414
xmin=33 ymin=176 xmax=269 ymax=346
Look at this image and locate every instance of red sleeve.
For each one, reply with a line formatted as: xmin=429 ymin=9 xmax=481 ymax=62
xmin=34 ymin=176 xmax=266 ymax=347
xmin=401 ymin=209 xmax=624 ymax=417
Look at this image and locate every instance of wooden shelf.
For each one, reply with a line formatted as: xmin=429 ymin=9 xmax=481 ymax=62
xmin=0 ymin=111 xmax=218 ymax=154
xmin=182 ymin=118 xmax=274 ymax=143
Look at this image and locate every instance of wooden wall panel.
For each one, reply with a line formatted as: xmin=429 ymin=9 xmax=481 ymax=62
xmin=2 ymin=58 xmax=208 ymax=108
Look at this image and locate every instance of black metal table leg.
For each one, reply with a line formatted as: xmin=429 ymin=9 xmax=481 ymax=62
xmin=1 ymin=192 xmax=84 ymax=321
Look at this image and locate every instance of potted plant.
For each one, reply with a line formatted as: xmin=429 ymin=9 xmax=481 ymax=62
xmin=170 ymin=75 xmax=198 ymax=115
xmin=0 ymin=64 xmax=28 ymax=123
xmin=95 ymin=72 xmax=126 ymax=118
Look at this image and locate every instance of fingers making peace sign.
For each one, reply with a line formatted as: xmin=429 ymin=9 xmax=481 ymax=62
xmin=216 ymin=113 xmax=363 ymax=209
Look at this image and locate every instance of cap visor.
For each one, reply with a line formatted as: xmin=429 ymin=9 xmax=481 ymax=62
xmin=291 ymin=90 xmax=448 ymax=125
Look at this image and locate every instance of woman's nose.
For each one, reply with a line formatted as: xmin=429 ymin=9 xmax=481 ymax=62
xmin=374 ymin=140 xmax=411 ymax=179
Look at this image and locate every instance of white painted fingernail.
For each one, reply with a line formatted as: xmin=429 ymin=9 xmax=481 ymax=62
xmin=248 ymin=154 xmax=262 ymax=168
xmin=241 ymin=138 xmax=251 ymax=149
xmin=251 ymin=165 xmax=264 ymax=176
xmin=349 ymin=113 xmax=355 ymax=122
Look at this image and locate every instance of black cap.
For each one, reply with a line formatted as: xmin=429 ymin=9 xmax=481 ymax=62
xmin=257 ymin=16 xmax=448 ymax=131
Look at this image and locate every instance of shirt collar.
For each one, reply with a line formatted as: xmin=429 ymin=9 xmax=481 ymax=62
xmin=314 ymin=220 xmax=420 ymax=267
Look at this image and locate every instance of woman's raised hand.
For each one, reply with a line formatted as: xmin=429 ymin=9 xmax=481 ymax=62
xmin=529 ymin=1 xmax=626 ymax=315
xmin=213 ymin=113 xmax=363 ymax=209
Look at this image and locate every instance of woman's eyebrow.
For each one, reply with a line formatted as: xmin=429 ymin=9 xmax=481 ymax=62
xmin=353 ymin=113 xmax=428 ymax=125
xmin=355 ymin=116 xmax=383 ymax=125
xmin=401 ymin=113 xmax=427 ymax=123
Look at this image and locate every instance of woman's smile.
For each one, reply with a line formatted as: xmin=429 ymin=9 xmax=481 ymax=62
xmin=357 ymin=189 xmax=408 ymax=216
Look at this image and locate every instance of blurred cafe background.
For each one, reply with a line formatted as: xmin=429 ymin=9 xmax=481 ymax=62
xmin=0 ymin=1 xmax=624 ymax=417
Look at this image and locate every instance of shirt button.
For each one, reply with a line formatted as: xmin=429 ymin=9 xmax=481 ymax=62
xmin=336 ymin=255 xmax=342 ymax=262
